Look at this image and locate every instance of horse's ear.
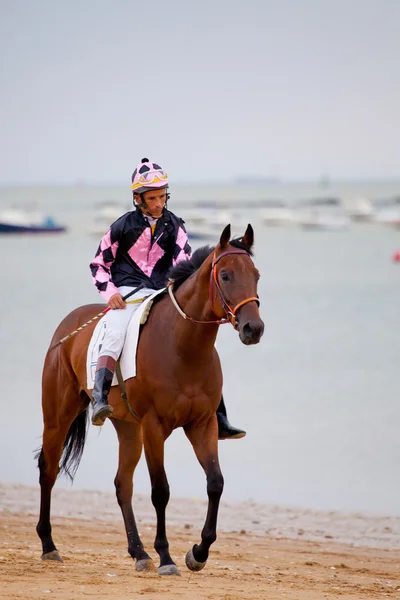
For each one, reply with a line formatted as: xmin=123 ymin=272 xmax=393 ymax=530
xmin=242 ymin=224 xmax=254 ymax=248
xmin=219 ymin=224 xmax=231 ymax=248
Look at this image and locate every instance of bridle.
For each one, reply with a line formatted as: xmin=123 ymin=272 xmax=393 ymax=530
xmin=167 ymin=248 xmax=260 ymax=328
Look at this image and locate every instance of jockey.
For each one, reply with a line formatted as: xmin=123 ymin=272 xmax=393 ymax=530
xmin=89 ymin=158 xmax=246 ymax=440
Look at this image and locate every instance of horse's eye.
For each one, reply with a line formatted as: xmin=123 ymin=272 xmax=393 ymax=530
xmin=220 ymin=271 xmax=230 ymax=282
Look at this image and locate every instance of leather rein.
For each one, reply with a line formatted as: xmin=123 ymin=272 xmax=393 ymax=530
xmin=167 ymin=249 xmax=259 ymax=328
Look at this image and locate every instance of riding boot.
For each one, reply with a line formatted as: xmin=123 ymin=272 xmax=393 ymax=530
xmin=91 ymin=356 xmax=115 ymax=426
xmin=216 ymin=395 xmax=246 ymax=440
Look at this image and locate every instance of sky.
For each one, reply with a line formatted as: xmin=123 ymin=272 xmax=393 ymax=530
xmin=0 ymin=0 xmax=399 ymax=184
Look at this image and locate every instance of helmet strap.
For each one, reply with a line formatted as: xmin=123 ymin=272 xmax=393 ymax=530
xmin=133 ymin=191 xmax=170 ymax=217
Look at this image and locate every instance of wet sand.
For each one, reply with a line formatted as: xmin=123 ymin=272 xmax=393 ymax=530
xmin=1 ymin=483 xmax=400 ymax=599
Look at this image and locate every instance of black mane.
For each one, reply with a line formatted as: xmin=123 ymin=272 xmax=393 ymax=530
xmin=167 ymin=238 xmax=253 ymax=291
xmin=167 ymin=245 xmax=213 ymax=290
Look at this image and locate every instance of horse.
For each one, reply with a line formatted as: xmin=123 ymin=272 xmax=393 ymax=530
xmin=36 ymin=223 xmax=264 ymax=576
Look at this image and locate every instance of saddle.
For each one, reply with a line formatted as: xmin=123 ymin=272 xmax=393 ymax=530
xmin=86 ymin=288 xmax=165 ymax=390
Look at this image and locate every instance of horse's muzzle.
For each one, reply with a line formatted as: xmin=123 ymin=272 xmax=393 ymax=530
xmin=239 ymin=319 xmax=265 ymax=345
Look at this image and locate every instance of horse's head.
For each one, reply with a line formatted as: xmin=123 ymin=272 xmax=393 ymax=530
xmin=212 ymin=224 xmax=264 ymax=345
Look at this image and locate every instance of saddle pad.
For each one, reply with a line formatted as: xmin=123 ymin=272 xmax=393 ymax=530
xmin=86 ymin=288 xmax=165 ymax=389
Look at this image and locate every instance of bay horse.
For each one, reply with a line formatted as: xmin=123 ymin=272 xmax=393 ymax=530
xmin=36 ymin=224 xmax=264 ymax=575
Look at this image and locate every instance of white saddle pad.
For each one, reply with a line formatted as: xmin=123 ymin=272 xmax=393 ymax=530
xmin=86 ymin=288 xmax=165 ymax=389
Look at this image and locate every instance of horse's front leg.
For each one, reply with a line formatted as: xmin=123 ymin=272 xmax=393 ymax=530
xmin=184 ymin=415 xmax=224 ymax=571
xmin=142 ymin=416 xmax=180 ymax=576
xmin=112 ymin=419 xmax=155 ymax=571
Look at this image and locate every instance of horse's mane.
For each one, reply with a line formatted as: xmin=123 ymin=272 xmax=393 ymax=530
xmin=168 ymin=238 xmax=253 ymax=291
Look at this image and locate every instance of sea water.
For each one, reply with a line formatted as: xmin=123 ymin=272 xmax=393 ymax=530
xmin=0 ymin=182 xmax=399 ymax=515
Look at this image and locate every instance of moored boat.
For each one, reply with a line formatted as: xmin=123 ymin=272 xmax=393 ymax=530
xmin=294 ymin=197 xmax=350 ymax=231
xmin=87 ymin=200 xmax=128 ymax=236
xmin=373 ymin=196 xmax=400 ymax=228
xmin=0 ymin=208 xmax=67 ymax=234
xmin=259 ymin=200 xmax=294 ymax=226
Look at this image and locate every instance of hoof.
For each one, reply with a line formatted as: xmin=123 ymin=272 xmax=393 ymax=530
xmin=136 ymin=558 xmax=156 ymax=572
xmin=158 ymin=564 xmax=181 ymax=576
xmin=185 ymin=548 xmax=206 ymax=572
xmin=41 ymin=550 xmax=63 ymax=562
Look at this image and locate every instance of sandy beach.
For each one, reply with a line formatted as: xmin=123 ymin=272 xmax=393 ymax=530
xmin=1 ymin=483 xmax=400 ymax=599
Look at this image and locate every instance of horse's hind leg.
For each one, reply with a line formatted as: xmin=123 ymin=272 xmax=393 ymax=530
xmin=37 ymin=369 xmax=86 ymax=562
xmin=184 ymin=416 xmax=224 ymax=571
xmin=142 ymin=418 xmax=180 ymax=576
xmin=112 ymin=419 xmax=155 ymax=572
xmin=37 ymin=439 xmax=65 ymax=562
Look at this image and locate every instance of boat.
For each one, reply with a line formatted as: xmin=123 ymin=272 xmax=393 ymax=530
xmin=0 ymin=208 xmax=67 ymax=234
xmin=182 ymin=206 xmax=247 ymax=241
xmin=299 ymin=213 xmax=350 ymax=231
xmin=294 ymin=197 xmax=350 ymax=231
xmin=346 ymin=197 xmax=375 ymax=222
xmin=185 ymin=224 xmax=219 ymax=241
xmin=207 ymin=210 xmax=248 ymax=231
xmin=259 ymin=200 xmax=294 ymax=226
xmin=88 ymin=200 xmax=128 ymax=236
xmin=373 ymin=196 xmax=400 ymax=228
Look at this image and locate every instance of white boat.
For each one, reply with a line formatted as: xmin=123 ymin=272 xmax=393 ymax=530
xmin=373 ymin=196 xmax=400 ymax=227
xmin=183 ymin=207 xmax=247 ymax=241
xmin=259 ymin=200 xmax=294 ymax=226
xmin=294 ymin=197 xmax=350 ymax=231
xmin=299 ymin=213 xmax=350 ymax=231
xmin=346 ymin=197 xmax=375 ymax=222
xmin=186 ymin=226 xmax=219 ymax=242
xmin=205 ymin=210 xmax=250 ymax=236
xmin=88 ymin=201 xmax=128 ymax=236
xmin=182 ymin=208 xmax=210 ymax=228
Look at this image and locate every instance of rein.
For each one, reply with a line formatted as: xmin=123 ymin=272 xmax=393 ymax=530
xmin=49 ymin=284 xmax=145 ymax=350
xmin=167 ymin=249 xmax=259 ymax=328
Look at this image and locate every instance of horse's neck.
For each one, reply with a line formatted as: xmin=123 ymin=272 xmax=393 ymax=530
xmin=173 ymin=268 xmax=219 ymax=358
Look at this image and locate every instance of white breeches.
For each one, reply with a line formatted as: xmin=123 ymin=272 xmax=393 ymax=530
xmin=98 ymin=286 xmax=157 ymax=361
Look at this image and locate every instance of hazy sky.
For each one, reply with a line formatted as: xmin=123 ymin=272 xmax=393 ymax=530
xmin=1 ymin=0 xmax=399 ymax=184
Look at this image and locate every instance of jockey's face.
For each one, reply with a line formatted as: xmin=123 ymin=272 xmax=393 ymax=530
xmin=135 ymin=189 xmax=167 ymax=218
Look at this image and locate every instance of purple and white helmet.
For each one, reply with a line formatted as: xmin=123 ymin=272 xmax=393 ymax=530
xmin=131 ymin=158 xmax=169 ymax=195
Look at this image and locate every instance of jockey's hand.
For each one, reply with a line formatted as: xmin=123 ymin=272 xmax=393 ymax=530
xmin=108 ymin=293 xmax=126 ymax=309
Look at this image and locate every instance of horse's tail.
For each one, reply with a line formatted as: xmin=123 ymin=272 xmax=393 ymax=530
xmin=58 ymin=409 xmax=88 ymax=481
xmin=35 ymin=409 xmax=88 ymax=483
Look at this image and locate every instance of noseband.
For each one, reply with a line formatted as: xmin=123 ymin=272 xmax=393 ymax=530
xmin=167 ymin=249 xmax=259 ymax=328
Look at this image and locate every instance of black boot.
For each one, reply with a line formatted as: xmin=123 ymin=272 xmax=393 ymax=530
xmin=91 ymin=366 xmax=114 ymax=426
xmin=217 ymin=395 xmax=246 ymax=440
